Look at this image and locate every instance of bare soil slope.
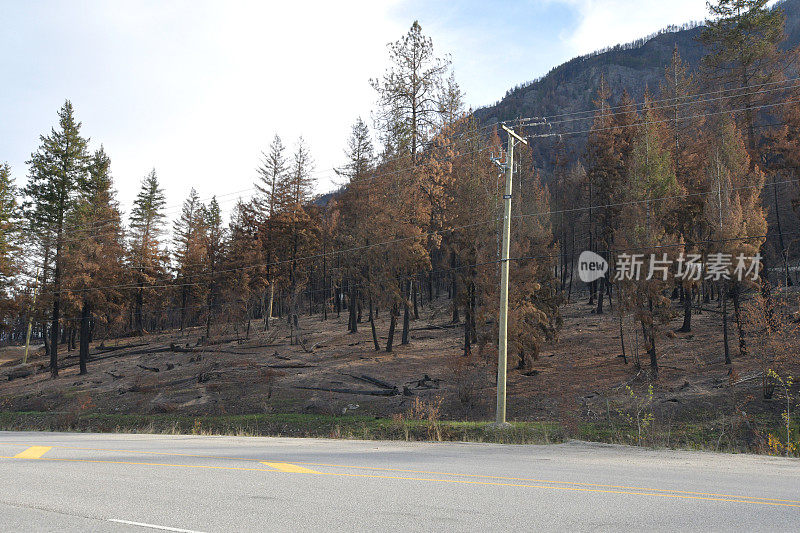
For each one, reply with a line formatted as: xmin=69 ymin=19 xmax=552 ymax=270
xmin=0 ymin=295 xmax=794 ymax=434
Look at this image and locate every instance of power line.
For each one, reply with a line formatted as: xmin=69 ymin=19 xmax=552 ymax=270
xmin=517 ymin=76 xmax=800 ymax=125
xmin=524 ymin=96 xmax=800 ymax=139
xmin=528 ymin=78 xmax=800 ymax=129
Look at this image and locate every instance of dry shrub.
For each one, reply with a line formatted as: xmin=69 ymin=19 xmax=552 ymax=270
xmin=78 ymin=394 xmax=95 ymax=411
xmin=728 ymin=367 xmax=740 ymax=387
xmin=447 ymin=350 xmax=489 ymax=418
xmin=407 ymin=396 xmax=443 ymax=441
xmin=130 ymin=375 xmax=160 ymax=393
xmin=742 ymin=293 xmax=799 ymax=399
xmin=258 ymin=368 xmax=284 ymax=399
xmin=391 ymin=412 xmax=410 ymax=440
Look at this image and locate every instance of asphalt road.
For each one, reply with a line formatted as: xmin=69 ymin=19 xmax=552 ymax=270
xmin=0 ymin=431 xmax=798 ymax=532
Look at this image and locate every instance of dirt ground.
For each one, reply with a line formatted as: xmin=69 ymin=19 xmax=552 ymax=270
xmin=1 ymin=292 xmax=796 ymax=430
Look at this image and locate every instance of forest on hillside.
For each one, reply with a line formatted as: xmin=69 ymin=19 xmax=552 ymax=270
xmin=2 ymin=1 xmax=800 ymax=449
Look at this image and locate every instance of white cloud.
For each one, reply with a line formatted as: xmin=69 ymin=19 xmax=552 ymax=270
xmin=555 ymin=0 xmax=708 ymax=56
xmin=2 ymin=0 xmax=406 ymax=215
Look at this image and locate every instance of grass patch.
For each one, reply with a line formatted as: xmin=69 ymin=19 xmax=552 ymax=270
xmin=0 ymin=411 xmax=562 ymax=444
xmin=0 ymin=410 xmax=794 ymax=455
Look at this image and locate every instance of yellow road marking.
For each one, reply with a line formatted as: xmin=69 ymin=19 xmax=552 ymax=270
xmin=0 ymin=454 xmax=797 ymax=508
xmin=13 ymin=446 xmax=51 ymax=459
xmin=1 ymin=441 xmax=797 ymax=506
xmin=289 ymin=461 xmax=800 ymax=504
xmin=260 ymin=462 xmax=321 ymax=474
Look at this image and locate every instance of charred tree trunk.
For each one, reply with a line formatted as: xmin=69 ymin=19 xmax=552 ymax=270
xmin=722 ymin=282 xmax=731 ymax=365
xmin=619 ymin=310 xmax=627 ymax=364
xmin=679 ymin=285 xmax=692 ymax=332
xmin=401 ymin=279 xmax=411 ymax=345
xmin=43 ymin=322 xmax=50 ymax=357
xmin=348 ymin=283 xmax=357 ymax=333
xmin=246 ymin=306 xmax=251 ymax=340
xmin=469 ymin=282 xmax=477 ymax=342
xmin=412 ymin=278 xmax=419 ymax=319
xmin=463 ymin=291 xmax=472 ymax=358
xmin=79 ymin=300 xmax=90 ymax=375
xmin=647 ymin=298 xmax=657 ymax=378
xmin=369 ymin=294 xmax=380 ymax=351
xmin=772 ymin=175 xmax=793 ymax=286
xmin=133 ymin=273 xmax=144 ymax=334
xmin=180 ymin=285 xmax=188 ymax=331
xmin=427 ymin=272 xmax=433 ymax=304
xmin=386 ymin=303 xmax=398 ymax=353
xmin=50 ymin=294 xmax=60 ymax=378
xmin=731 ymin=283 xmax=747 ymax=357
xmin=451 ymin=252 xmax=459 ymax=323
xmin=596 ymin=276 xmax=605 ymax=314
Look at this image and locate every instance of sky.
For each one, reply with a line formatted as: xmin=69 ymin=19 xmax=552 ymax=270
xmin=0 ymin=0 xmax=711 ymax=220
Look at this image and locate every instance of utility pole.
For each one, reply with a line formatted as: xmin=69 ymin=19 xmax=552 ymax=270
xmin=494 ymin=124 xmax=527 ymax=425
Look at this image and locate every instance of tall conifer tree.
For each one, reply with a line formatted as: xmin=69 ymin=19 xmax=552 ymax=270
xmin=24 ymin=100 xmax=90 ymax=377
xmin=129 ymin=170 xmax=167 ymax=333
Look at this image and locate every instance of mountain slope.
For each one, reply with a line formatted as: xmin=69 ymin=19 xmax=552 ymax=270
xmin=475 ymin=0 xmax=800 ymax=177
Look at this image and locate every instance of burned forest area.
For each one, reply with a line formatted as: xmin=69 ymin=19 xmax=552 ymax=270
xmin=3 ymin=1 xmax=800 ymax=454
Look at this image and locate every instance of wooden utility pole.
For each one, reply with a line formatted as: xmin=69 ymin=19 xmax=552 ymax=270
xmin=495 ymin=124 xmax=527 ymax=425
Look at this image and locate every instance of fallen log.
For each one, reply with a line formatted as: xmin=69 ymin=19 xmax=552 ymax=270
xmin=49 ymin=345 xmax=172 ymax=372
xmin=170 ymin=343 xmax=200 ymax=353
xmin=96 ymin=342 xmax=149 ymax=353
xmin=119 ymin=346 xmax=172 ymax=357
xmin=411 ymin=323 xmax=462 ymax=331
xmin=406 ymin=374 xmax=441 ymax=389
xmin=344 ymin=373 xmax=396 ymax=390
xmin=293 ymin=385 xmax=399 ymax=396
xmin=6 ymin=367 xmax=33 ymax=381
xmin=196 ymin=336 xmax=239 ymax=346
xmin=137 ymin=364 xmax=160 ymax=372
xmin=267 ymin=362 xmax=316 ymax=369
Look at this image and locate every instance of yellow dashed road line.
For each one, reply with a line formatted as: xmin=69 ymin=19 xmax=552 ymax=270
xmin=1 ymin=455 xmax=799 ymax=508
xmin=13 ymin=446 xmax=52 ymax=459
xmin=260 ymin=462 xmax=321 ymax=474
xmin=1 ymin=442 xmax=797 ymax=508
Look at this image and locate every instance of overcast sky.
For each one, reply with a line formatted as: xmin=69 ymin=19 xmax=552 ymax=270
xmin=0 ymin=0 xmax=710 ymax=219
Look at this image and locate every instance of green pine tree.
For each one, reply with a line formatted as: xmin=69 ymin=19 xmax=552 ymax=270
xmin=0 ymin=163 xmax=20 ymax=315
xmin=23 ymin=100 xmax=90 ymax=377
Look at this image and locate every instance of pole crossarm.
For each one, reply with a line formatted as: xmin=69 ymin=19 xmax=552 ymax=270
xmin=501 ymin=124 xmax=529 ymax=145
